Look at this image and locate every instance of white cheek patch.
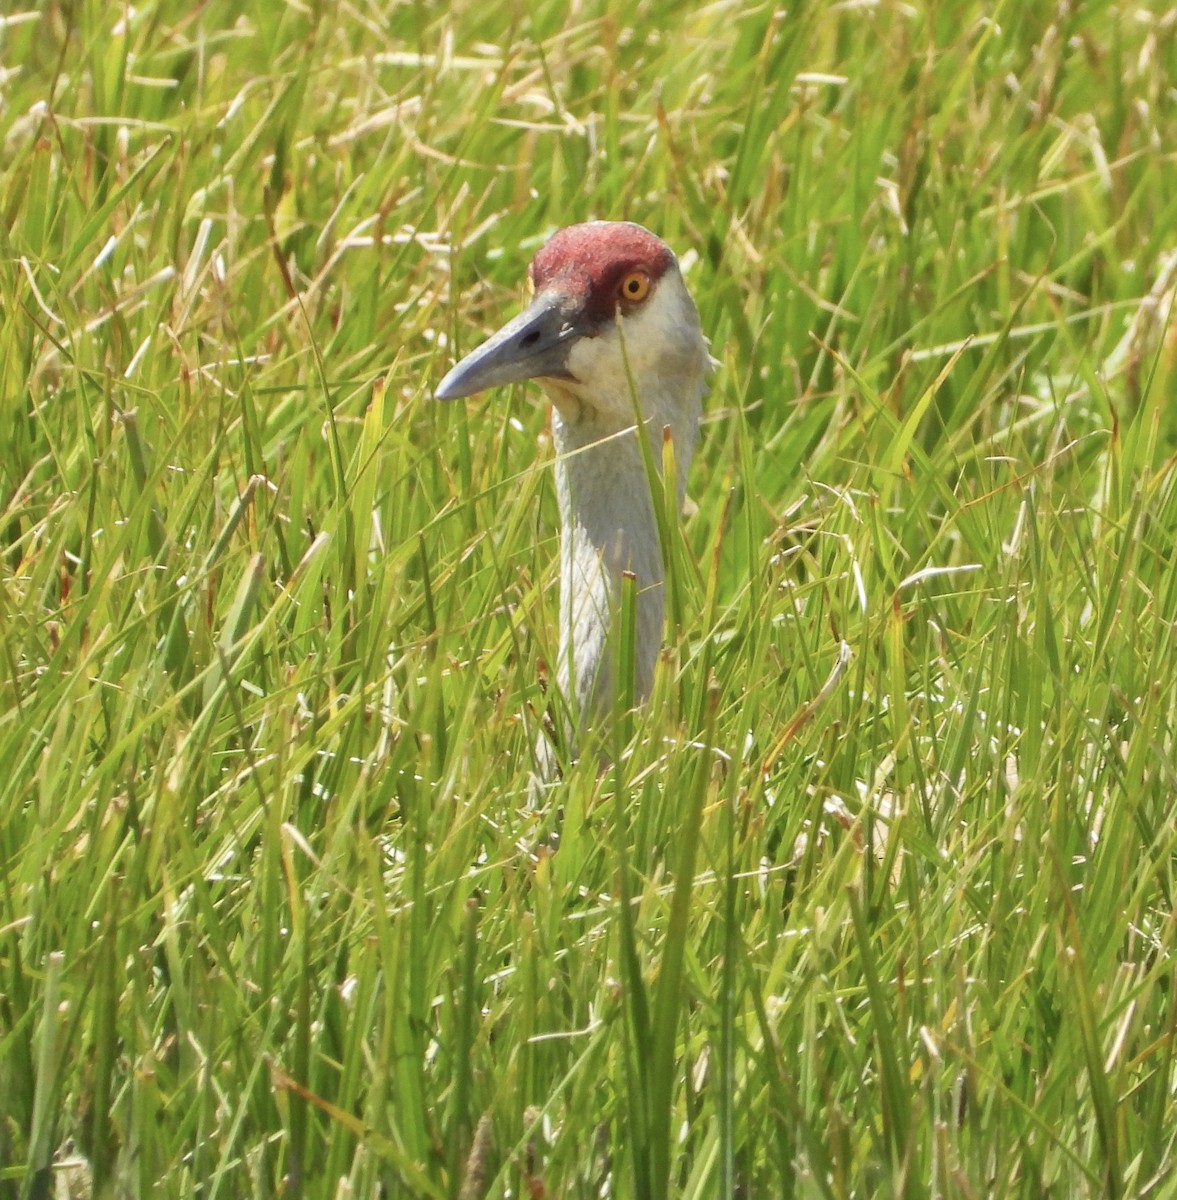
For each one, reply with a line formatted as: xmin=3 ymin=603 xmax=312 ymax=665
xmin=566 ymin=333 xmax=623 ymax=389
xmin=563 ymin=287 xmax=688 ymax=415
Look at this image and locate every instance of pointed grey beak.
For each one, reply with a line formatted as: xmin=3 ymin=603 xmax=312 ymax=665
xmin=435 ymin=290 xmax=582 ymax=401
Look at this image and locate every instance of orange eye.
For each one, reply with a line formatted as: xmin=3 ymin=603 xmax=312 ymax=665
xmin=618 ymin=271 xmax=651 ymax=302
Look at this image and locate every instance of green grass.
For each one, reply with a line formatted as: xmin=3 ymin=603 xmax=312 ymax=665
xmin=2 ymin=0 xmax=1176 ymax=1196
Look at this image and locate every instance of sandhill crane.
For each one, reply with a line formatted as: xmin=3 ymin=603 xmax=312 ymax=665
xmin=437 ymin=222 xmax=709 ymax=775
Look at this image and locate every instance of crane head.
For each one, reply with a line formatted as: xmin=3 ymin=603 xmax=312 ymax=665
xmin=435 ymin=222 xmax=707 ymax=425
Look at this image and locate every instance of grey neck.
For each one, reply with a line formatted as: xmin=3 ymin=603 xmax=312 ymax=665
xmin=545 ymin=386 xmax=700 ymax=743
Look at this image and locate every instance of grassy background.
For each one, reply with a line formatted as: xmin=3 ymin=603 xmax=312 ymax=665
xmin=2 ymin=0 xmax=1176 ymax=1195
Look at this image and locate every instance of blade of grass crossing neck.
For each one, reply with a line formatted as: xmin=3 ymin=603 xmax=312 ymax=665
xmin=661 ymin=425 xmax=685 ymax=641
xmin=618 ymin=319 xmax=674 ymax=615
xmin=616 ymin=568 xmax=640 ymax=749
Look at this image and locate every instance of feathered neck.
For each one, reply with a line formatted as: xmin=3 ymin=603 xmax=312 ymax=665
xmin=540 ymin=374 xmax=704 ymax=758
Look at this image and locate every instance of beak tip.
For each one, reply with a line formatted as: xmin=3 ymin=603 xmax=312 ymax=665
xmin=434 ymin=365 xmax=470 ymax=402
